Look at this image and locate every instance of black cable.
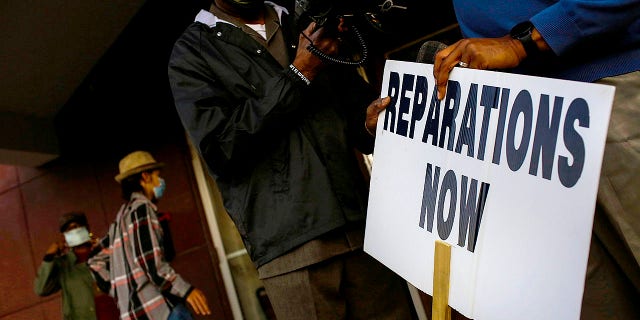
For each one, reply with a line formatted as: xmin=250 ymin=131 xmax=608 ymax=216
xmin=305 ymin=26 xmax=368 ymax=65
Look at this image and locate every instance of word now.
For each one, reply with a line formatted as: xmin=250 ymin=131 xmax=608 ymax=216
xmin=419 ymin=163 xmax=490 ymax=252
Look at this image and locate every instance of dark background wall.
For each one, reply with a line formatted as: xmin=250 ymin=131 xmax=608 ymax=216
xmin=0 ymin=1 xmax=461 ymax=319
xmin=0 ymin=138 xmax=232 ymax=319
xmin=53 ymin=0 xmax=458 ymax=160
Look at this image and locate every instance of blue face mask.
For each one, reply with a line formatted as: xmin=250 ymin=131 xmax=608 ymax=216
xmin=153 ymin=178 xmax=166 ymax=199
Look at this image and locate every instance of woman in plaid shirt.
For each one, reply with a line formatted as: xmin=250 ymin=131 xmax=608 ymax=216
xmin=89 ymin=151 xmax=211 ymax=320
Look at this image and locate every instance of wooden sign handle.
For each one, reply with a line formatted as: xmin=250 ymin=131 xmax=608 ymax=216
xmin=433 ymin=240 xmax=452 ymax=320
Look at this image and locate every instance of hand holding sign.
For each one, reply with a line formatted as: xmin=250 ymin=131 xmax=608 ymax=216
xmin=365 ymin=60 xmax=614 ymax=320
xmin=365 ymin=96 xmax=391 ymax=136
xmin=433 ymin=36 xmax=526 ymax=100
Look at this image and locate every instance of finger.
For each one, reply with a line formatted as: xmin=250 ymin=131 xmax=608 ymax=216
xmin=188 ymin=297 xmax=202 ymax=315
xmin=438 ymin=41 xmax=472 ymax=99
xmin=304 ymin=22 xmax=316 ymax=35
xmin=300 ymin=22 xmax=316 ymax=39
xmin=435 ymin=63 xmax=454 ymax=101
xmin=193 ymin=301 xmax=205 ymax=315
xmin=367 ymin=97 xmax=389 ymax=118
xmin=433 ymin=44 xmax=455 ymax=76
xmin=365 ymin=97 xmax=391 ymax=135
xmin=458 ymin=46 xmax=477 ymax=70
xmin=337 ymin=17 xmax=348 ymax=33
xmin=299 ymin=22 xmax=317 ymax=46
xmin=461 ymin=55 xmax=473 ymax=69
xmin=433 ymin=44 xmax=460 ymax=100
xmin=190 ymin=291 xmax=210 ymax=315
xmin=307 ymin=22 xmax=325 ymax=38
xmin=374 ymin=96 xmax=391 ymax=112
xmin=196 ymin=294 xmax=211 ymax=315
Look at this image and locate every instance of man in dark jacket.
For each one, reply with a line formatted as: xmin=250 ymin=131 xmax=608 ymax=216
xmin=168 ymin=0 xmax=416 ymax=318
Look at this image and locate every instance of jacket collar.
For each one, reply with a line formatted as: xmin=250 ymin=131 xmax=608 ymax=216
xmin=194 ymin=1 xmax=288 ymax=28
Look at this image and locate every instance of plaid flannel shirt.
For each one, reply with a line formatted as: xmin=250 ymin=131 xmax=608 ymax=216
xmin=89 ymin=192 xmax=192 ymax=320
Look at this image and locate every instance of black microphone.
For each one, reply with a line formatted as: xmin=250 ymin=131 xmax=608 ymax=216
xmin=416 ymin=41 xmax=448 ymax=63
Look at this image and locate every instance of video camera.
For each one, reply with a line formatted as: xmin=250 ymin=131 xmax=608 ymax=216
xmin=294 ymin=0 xmax=409 ymax=65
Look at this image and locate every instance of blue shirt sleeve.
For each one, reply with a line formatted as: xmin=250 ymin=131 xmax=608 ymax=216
xmin=531 ymin=0 xmax=640 ymax=55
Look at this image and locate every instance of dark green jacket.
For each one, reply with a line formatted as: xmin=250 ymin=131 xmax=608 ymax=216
xmin=168 ymin=6 xmax=376 ymax=266
xmin=34 ymin=252 xmax=97 ymax=320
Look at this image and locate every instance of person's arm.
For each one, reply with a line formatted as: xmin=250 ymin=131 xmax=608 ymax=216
xmin=87 ymin=233 xmax=112 ymax=292
xmin=433 ymin=34 xmax=545 ymax=99
xmin=168 ymin=22 xmax=339 ymax=174
xmin=34 ymin=242 xmax=64 ymax=296
xmin=129 ymin=204 xmax=211 ymax=315
xmin=530 ymin=0 xmax=640 ymax=56
xmin=324 ymin=64 xmax=385 ymax=152
xmin=291 ymin=22 xmax=338 ymax=82
xmin=434 ymin=0 xmax=640 ymax=99
xmin=87 ymin=229 xmax=112 ymax=283
xmin=363 ymin=97 xmax=391 ymax=140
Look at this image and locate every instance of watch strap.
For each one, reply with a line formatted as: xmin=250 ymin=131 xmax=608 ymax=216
xmin=510 ymin=21 xmax=539 ymax=57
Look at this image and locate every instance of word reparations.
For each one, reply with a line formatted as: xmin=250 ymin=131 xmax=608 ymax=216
xmin=383 ymin=72 xmax=590 ymax=188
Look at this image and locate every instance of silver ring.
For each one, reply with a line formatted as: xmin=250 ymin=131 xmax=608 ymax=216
xmin=458 ymin=61 xmax=469 ymax=68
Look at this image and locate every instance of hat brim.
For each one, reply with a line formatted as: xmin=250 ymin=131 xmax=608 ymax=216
xmin=115 ymin=162 xmax=165 ymax=183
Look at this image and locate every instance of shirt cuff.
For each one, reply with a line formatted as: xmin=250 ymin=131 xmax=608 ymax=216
xmin=170 ymin=275 xmax=192 ymax=299
xmin=184 ymin=286 xmax=195 ymax=300
xmin=43 ymin=254 xmax=56 ymax=262
xmin=530 ymin=4 xmax=581 ymax=55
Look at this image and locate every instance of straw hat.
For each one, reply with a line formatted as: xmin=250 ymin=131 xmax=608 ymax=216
xmin=115 ymin=151 xmax=165 ymax=183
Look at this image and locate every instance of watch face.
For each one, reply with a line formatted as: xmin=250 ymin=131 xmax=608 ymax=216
xmin=511 ymin=21 xmax=534 ymax=39
xmin=510 ymin=21 xmax=539 ymax=55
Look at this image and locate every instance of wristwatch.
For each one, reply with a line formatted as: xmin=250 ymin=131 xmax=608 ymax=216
xmin=510 ymin=21 xmax=539 ymax=57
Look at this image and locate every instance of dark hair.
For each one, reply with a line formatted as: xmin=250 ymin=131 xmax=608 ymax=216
xmin=121 ymin=172 xmax=144 ymax=200
xmin=59 ymin=211 xmax=89 ymax=232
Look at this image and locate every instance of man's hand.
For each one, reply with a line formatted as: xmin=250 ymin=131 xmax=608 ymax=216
xmin=45 ymin=240 xmax=66 ymax=256
xmin=365 ymin=97 xmax=391 ymax=136
xmin=291 ymin=22 xmax=340 ymax=82
xmin=186 ymin=288 xmax=211 ymax=316
xmin=433 ymin=35 xmax=526 ymax=100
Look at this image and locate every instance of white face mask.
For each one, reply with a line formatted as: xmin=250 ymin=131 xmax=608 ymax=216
xmin=64 ymin=227 xmax=91 ymax=247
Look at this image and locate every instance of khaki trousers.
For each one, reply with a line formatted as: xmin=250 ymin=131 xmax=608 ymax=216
xmin=581 ymin=71 xmax=640 ymax=319
xmin=261 ymin=249 xmax=417 ymax=320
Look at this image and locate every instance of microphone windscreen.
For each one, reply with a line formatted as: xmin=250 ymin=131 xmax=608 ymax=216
xmin=416 ymin=41 xmax=448 ymax=63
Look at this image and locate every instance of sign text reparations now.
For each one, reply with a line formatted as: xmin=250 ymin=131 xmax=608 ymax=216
xmin=364 ymin=60 xmax=615 ymax=320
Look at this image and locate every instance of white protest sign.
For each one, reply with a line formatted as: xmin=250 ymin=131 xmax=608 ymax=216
xmin=364 ymin=60 xmax=615 ymax=320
